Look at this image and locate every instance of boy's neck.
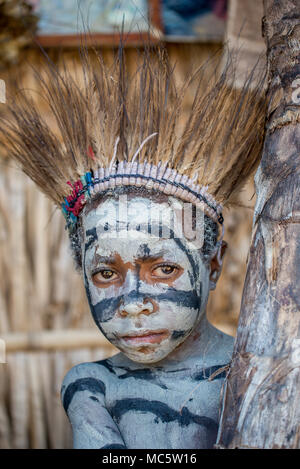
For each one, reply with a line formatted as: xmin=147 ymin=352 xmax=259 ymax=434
xmin=158 ymin=313 xmax=229 ymax=370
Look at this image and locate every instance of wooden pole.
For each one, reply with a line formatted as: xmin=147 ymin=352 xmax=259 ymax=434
xmin=2 ymin=329 xmax=113 ymax=352
xmin=217 ymin=0 xmax=300 ymax=449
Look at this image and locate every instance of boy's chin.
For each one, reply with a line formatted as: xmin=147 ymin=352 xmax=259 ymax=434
xmin=119 ymin=346 xmax=173 ymax=365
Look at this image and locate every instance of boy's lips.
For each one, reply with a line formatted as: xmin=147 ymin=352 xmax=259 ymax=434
xmin=120 ymin=329 xmax=169 ymax=345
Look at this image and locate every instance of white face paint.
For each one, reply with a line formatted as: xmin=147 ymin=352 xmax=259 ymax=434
xmin=81 ymin=195 xmax=211 ymax=364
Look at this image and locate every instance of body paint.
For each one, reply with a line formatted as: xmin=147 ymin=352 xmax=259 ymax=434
xmin=81 ymin=196 xmax=210 ymax=363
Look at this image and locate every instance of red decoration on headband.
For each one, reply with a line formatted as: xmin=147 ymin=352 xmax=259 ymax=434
xmin=68 ymin=194 xmax=85 ymax=216
xmin=65 ymin=179 xmax=85 ymax=215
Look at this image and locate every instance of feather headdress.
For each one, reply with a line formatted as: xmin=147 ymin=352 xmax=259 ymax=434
xmin=1 ymin=44 xmax=266 ymax=234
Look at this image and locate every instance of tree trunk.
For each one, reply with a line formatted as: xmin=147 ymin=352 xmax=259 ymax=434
xmin=216 ymin=0 xmax=300 ymax=449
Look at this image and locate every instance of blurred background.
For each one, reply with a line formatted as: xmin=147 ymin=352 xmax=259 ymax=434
xmin=0 ymin=0 xmax=265 ymax=449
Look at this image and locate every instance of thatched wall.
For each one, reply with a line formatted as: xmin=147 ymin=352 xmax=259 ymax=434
xmin=0 ymin=43 xmax=254 ymax=448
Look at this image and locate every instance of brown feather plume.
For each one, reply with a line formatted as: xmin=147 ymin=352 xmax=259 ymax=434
xmin=0 ymin=42 xmax=267 ymax=209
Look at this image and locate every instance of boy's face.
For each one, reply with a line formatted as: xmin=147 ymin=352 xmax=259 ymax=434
xmin=81 ymin=195 xmax=212 ymax=363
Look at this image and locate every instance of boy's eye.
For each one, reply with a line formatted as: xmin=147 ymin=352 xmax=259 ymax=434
xmin=101 ymin=270 xmax=115 ymax=279
xmin=93 ymin=269 xmax=118 ymax=283
xmin=152 ymin=265 xmax=178 ymax=278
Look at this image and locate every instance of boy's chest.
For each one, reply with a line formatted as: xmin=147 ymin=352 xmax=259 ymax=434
xmin=105 ymin=373 xmax=223 ymax=449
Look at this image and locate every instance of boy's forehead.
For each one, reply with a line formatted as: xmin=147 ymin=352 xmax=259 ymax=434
xmin=82 ymin=195 xmax=182 ymax=232
xmin=84 ymin=230 xmax=188 ymax=265
xmin=94 ymin=239 xmax=185 ymax=263
xmin=82 ymin=195 xmax=205 ymax=258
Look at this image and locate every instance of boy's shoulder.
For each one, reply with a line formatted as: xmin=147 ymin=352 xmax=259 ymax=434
xmin=60 ymin=354 xmax=128 ymax=415
xmin=61 ymin=350 xmax=140 ymax=392
xmin=62 ymin=355 xmax=120 ymax=388
xmin=60 ymin=354 xmax=123 ymax=409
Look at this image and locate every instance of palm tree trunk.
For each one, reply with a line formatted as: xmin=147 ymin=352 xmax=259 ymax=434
xmin=216 ymin=0 xmax=300 ymax=449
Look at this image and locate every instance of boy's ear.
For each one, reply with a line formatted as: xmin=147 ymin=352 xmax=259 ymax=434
xmin=209 ymin=241 xmax=227 ymax=290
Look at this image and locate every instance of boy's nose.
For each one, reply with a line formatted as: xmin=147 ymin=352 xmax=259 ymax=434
xmin=119 ymin=298 xmax=154 ymax=317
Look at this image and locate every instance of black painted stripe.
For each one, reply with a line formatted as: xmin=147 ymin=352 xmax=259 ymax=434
xmin=120 ymin=369 xmax=168 ymax=389
xmin=94 ymin=360 xmax=168 ymax=389
xmin=109 ymin=398 xmax=218 ymax=433
xmin=63 ymin=377 xmax=106 ymax=412
xmin=95 ymin=360 xmax=227 ymax=384
xmin=94 ymin=359 xmax=117 ymax=374
xmin=92 ymin=288 xmax=201 ymax=323
xmin=192 ymin=364 xmax=228 ymax=382
xmin=100 ymin=443 xmax=127 ymax=449
xmin=171 ymin=330 xmax=188 ymax=340
xmin=85 ymin=227 xmax=98 ymax=252
xmin=89 ymin=396 xmax=100 ymax=402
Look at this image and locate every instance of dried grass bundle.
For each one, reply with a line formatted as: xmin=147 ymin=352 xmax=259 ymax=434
xmin=0 ymin=42 xmax=267 ymax=222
